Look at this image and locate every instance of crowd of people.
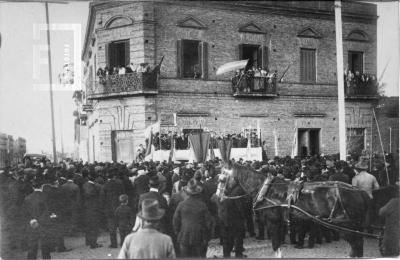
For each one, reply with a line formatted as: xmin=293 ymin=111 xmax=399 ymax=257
xmin=344 ymin=69 xmax=378 ymax=90
xmin=147 ymin=132 xmax=262 ymax=152
xmin=232 ymin=67 xmax=278 ymax=94
xmin=96 ymin=63 xmax=153 ymax=81
xmin=0 ymin=153 xmax=398 ymax=259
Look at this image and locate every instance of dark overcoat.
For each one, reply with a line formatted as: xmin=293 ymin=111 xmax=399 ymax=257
xmin=173 ymin=195 xmax=212 ymax=246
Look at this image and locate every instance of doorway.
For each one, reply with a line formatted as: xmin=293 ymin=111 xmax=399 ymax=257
xmin=240 ymin=44 xmax=261 ymax=69
xmin=298 ymin=128 xmax=320 ymax=158
xmin=111 ymin=130 xmax=134 ymax=163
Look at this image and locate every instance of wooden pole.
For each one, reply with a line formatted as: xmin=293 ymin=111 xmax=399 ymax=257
xmin=45 ymin=2 xmax=57 ymax=163
xmin=389 ymin=127 xmax=392 ymax=153
xmin=335 ymin=0 xmax=347 ymax=161
xmin=370 ymin=114 xmax=373 ymax=171
xmin=372 ymin=108 xmax=389 ymax=185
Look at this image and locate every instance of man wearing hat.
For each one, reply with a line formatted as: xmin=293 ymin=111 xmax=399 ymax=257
xmin=101 ymin=168 xmax=125 ymax=248
xmin=118 ymin=199 xmax=175 ymax=259
xmin=173 ymin=179 xmax=212 ymax=257
xmin=23 ymin=175 xmax=52 ymax=259
xmin=132 ymin=168 xmax=150 ymax=210
xmin=138 ymin=175 xmax=169 ymax=234
xmin=352 ymin=158 xmax=380 ymax=199
xmin=82 ymin=173 xmax=102 ymax=248
xmin=60 ymin=171 xmax=81 ymax=234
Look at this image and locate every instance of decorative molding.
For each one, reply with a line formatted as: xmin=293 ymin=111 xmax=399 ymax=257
xmin=238 ymin=22 xmax=265 ymax=34
xmin=293 ymin=113 xmax=326 ymax=117
xmin=240 ymin=114 xmax=269 ymax=118
xmin=297 ymin=27 xmax=322 ymax=39
xmin=104 ymin=15 xmax=134 ymax=29
xmin=345 ymin=29 xmax=370 ymax=42
xmin=177 ymin=16 xmax=207 ymax=30
xmin=176 ymin=112 xmax=209 ymax=117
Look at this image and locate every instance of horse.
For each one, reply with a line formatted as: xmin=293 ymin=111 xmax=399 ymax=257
xmin=217 ymin=162 xmax=373 ymax=258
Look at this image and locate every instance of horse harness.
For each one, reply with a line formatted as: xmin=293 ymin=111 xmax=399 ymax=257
xmin=253 ymin=179 xmax=382 ymax=240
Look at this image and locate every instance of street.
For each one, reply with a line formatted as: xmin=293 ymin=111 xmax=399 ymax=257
xmin=7 ymin=232 xmax=381 ymax=259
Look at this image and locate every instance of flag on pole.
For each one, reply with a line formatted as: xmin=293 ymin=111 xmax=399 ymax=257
xmin=291 ymin=124 xmax=298 ymax=158
xmin=216 ymin=59 xmax=249 ymax=75
xmin=246 ymin=129 xmax=252 ymax=161
xmin=257 ymin=120 xmax=261 ymax=146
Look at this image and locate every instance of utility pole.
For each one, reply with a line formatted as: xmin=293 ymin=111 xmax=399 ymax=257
xmin=45 ymin=2 xmax=57 ymax=163
xmin=334 ymin=0 xmax=347 ymax=161
xmin=59 ymin=107 xmax=64 ymax=160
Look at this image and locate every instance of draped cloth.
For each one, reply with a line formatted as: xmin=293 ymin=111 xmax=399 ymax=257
xmin=209 ymin=138 xmax=215 ymax=160
xmin=168 ymin=135 xmax=175 ymax=163
xmin=145 ymin=130 xmax=153 ymax=156
xmin=217 ymin=139 xmax=233 ymax=162
xmin=188 ymin=132 xmax=210 ymax=163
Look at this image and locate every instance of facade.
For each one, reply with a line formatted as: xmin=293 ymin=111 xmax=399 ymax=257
xmin=79 ymin=0 xmax=380 ymax=163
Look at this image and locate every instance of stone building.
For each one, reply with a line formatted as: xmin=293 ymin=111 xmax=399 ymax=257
xmin=79 ymin=0 xmax=380 ymax=162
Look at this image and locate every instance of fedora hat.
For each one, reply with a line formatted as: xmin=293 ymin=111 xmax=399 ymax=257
xmin=185 ymin=179 xmax=203 ymax=195
xmin=137 ymin=199 xmax=165 ymax=221
xmin=354 ymin=159 xmax=369 ymax=170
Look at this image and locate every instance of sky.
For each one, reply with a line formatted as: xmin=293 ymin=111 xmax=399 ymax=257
xmin=0 ymin=1 xmax=398 ymax=155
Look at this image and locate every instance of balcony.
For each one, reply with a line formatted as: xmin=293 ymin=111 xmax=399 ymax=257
xmin=87 ymin=71 xmax=158 ymax=100
xmin=344 ymin=75 xmax=379 ymax=99
xmin=232 ymin=73 xmax=278 ymax=98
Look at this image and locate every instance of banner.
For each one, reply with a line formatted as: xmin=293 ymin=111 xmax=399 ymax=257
xmin=217 ymin=139 xmax=233 ymax=162
xmin=188 ymin=132 xmax=211 ymax=163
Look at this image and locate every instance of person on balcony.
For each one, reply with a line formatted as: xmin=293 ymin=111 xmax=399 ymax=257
xmin=137 ymin=63 xmax=151 ymax=73
xmin=125 ymin=64 xmax=133 ymax=73
xmin=193 ymin=64 xmax=201 ymax=79
xmin=112 ymin=67 xmax=118 ymax=75
xmin=253 ymin=67 xmax=262 ymax=91
xmin=118 ymin=66 xmax=126 ymax=75
xmin=266 ymin=70 xmax=274 ymax=92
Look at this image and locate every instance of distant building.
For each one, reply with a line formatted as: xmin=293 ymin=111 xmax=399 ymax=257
xmin=0 ymin=133 xmax=26 ymax=168
xmin=372 ymin=96 xmax=399 ymax=155
xmin=78 ymin=0 xmax=383 ymax=162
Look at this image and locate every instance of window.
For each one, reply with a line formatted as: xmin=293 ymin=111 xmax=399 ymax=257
xmin=177 ymin=40 xmax=208 ymax=79
xmin=106 ymin=40 xmax=130 ymax=69
xmin=347 ymin=128 xmax=365 ymax=156
xmin=348 ymin=51 xmax=363 ymax=74
xmin=239 ymin=44 xmax=268 ymax=70
xmin=300 ymin=48 xmax=316 ymax=83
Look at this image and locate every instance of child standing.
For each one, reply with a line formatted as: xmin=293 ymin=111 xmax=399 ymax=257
xmin=115 ymin=194 xmax=135 ymax=246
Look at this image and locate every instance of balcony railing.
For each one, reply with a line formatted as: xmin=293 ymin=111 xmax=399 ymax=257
xmin=344 ymin=74 xmax=379 ymax=98
xmin=87 ymin=71 xmax=158 ymax=99
xmin=232 ymin=73 xmax=278 ymax=97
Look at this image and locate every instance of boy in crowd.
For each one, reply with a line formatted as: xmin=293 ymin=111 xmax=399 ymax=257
xmin=115 ymin=194 xmax=135 ymax=247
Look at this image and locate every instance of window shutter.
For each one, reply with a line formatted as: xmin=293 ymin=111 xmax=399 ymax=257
xmin=348 ymin=52 xmax=353 ymax=73
xmin=105 ymin=43 xmax=110 ymax=68
xmin=124 ymin=40 xmax=130 ymax=66
xmin=300 ymin=48 xmax=316 ymax=82
xmin=300 ymin=49 xmax=305 ymax=82
xmin=201 ymin=42 xmax=208 ymax=80
xmin=176 ymin=40 xmax=183 ymax=78
xmin=311 ymin=50 xmax=316 ymax=81
xmin=257 ymin=46 xmax=262 ymax=69
xmin=239 ymin=44 xmax=244 ymax=60
xmin=262 ymin=45 xmax=268 ymax=70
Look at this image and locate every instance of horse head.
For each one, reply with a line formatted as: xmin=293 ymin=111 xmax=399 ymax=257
xmin=216 ymin=161 xmax=238 ymax=200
